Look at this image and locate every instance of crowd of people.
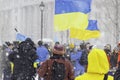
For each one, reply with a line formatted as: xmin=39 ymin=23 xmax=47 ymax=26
xmin=0 ymin=38 xmax=120 ymax=80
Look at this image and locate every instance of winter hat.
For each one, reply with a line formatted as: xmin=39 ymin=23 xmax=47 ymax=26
xmin=25 ymin=38 xmax=34 ymax=46
xmin=52 ymin=44 xmax=65 ymax=55
xmin=5 ymin=41 xmax=13 ymax=47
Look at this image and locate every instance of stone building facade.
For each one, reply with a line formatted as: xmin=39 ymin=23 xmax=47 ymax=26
xmin=0 ymin=0 xmax=120 ymax=48
xmin=0 ymin=0 xmax=54 ymax=43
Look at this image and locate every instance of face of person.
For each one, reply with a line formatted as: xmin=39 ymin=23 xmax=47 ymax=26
xmin=86 ymin=44 xmax=90 ymax=50
xmin=9 ymin=45 xmax=13 ymax=49
xmin=115 ymin=50 xmax=118 ymax=53
xmin=118 ymin=44 xmax=120 ymax=48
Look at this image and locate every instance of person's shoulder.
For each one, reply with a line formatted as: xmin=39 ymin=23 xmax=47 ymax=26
xmin=9 ymin=50 xmax=18 ymax=55
xmin=108 ymin=75 xmax=114 ymax=80
xmin=64 ymin=58 xmax=73 ymax=65
xmin=65 ymin=58 xmax=70 ymax=62
xmin=77 ymin=51 xmax=82 ymax=54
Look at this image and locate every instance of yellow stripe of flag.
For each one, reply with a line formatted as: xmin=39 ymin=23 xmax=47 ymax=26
xmin=70 ymin=28 xmax=100 ymax=40
xmin=54 ymin=12 xmax=88 ymax=31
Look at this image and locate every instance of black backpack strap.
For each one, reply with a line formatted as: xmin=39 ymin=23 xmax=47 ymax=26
xmin=104 ymin=74 xmax=108 ymax=80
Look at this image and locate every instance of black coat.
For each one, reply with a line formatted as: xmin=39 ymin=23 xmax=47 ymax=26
xmin=8 ymin=49 xmax=38 ymax=80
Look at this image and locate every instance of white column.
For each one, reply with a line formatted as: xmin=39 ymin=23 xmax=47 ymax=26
xmin=0 ymin=12 xmax=4 ymax=42
xmin=27 ymin=6 xmax=33 ymax=38
xmin=22 ymin=7 xmax=26 ymax=34
xmin=17 ymin=8 xmax=22 ymax=32
xmin=24 ymin=7 xmax=28 ymax=35
xmin=47 ymin=1 xmax=54 ymax=39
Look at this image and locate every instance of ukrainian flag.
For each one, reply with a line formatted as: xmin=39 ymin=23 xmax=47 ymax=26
xmin=16 ymin=33 xmax=27 ymax=41
xmin=54 ymin=0 xmax=92 ymax=31
xmin=70 ymin=20 xmax=100 ymax=40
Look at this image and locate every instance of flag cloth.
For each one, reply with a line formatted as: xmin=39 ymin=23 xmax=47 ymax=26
xmin=55 ymin=0 xmax=92 ymax=14
xmin=70 ymin=20 xmax=100 ymax=40
xmin=54 ymin=13 xmax=88 ymax=31
xmin=16 ymin=33 xmax=27 ymax=41
xmin=54 ymin=0 xmax=92 ymax=31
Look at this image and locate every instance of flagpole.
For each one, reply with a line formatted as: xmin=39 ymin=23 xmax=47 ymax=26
xmin=66 ymin=29 xmax=69 ymax=44
xmin=14 ymin=28 xmax=18 ymax=32
xmin=14 ymin=28 xmax=18 ymax=41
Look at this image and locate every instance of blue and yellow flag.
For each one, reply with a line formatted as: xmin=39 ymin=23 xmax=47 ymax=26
xmin=16 ymin=33 xmax=27 ymax=41
xmin=54 ymin=0 xmax=92 ymax=31
xmin=70 ymin=20 xmax=100 ymax=40
xmin=55 ymin=0 xmax=92 ymax=14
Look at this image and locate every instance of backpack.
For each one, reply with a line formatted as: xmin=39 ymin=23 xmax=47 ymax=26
xmin=51 ymin=61 xmax=65 ymax=80
xmin=79 ymin=50 xmax=88 ymax=65
xmin=114 ymin=68 xmax=120 ymax=80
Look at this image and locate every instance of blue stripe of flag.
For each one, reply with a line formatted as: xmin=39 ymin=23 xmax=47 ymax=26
xmin=86 ymin=20 xmax=99 ymax=30
xmin=55 ymin=0 xmax=92 ymax=14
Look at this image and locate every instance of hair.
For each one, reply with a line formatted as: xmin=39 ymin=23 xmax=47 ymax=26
xmin=80 ymin=43 xmax=86 ymax=50
xmin=5 ymin=41 xmax=13 ymax=46
xmin=25 ymin=38 xmax=35 ymax=46
xmin=38 ymin=41 xmax=43 ymax=46
xmin=55 ymin=42 xmax=60 ymax=45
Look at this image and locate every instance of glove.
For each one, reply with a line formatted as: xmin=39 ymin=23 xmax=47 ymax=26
xmin=10 ymin=62 xmax=14 ymax=74
xmin=33 ymin=62 xmax=39 ymax=68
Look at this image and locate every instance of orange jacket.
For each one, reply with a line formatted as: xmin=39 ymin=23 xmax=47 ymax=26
xmin=117 ymin=51 xmax=120 ymax=63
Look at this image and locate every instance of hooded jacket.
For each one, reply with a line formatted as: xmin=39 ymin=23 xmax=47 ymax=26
xmin=75 ymin=48 xmax=113 ymax=80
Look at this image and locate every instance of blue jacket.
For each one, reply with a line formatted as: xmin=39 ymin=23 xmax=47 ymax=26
xmin=36 ymin=46 xmax=49 ymax=62
xmin=70 ymin=51 xmax=85 ymax=76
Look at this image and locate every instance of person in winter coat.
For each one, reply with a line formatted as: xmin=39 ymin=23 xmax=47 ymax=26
xmin=110 ymin=48 xmax=118 ymax=69
xmin=37 ymin=44 xmax=74 ymax=80
xmin=104 ymin=45 xmax=111 ymax=68
xmin=75 ymin=48 xmax=113 ymax=80
xmin=35 ymin=41 xmax=50 ymax=80
xmin=8 ymin=39 xmax=38 ymax=80
xmin=117 ymin=42 xmax=120 ymax=68
xmin=70 ymin=48 xmax=85 ymax=77
xmin=36 ymin=41 xmax=50 ymax=67
xmin=3 ymin=42 xmax=13 ymax=80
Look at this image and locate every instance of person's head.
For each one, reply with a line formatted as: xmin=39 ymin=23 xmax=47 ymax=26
xmin=86 ymin=42 xmax=90 ymax=49
xmin=89 ymin=45 xmax=93 ymax=50
xmin=113 ymin=47 xmax=118 ymax=54
xmin=25 ymin=38 xmax=34 ymax=45
xmin=44 ymin=43 xmax=49 ymax=49
xmin=5 ymin=41 xmax=13 ymax=49
xmin=38 ymin=41 xmax=43 ymax=46
xmin=69 ymin=43 xmax=75 ymax=49
xmin=55 ymin=42 xmax=60 ymax=45
xmin=13 ymin=41 xmax=19 ymax=48
xmin=52 ymin=44 xmax=65 ymax=55
xmin=87 ymin=48 xmax=109 ymax=74
xmin=104 ymin=44 xmax=111 ymax=51
xmin=118 ymin=42 xmax=120 ymax=46
xmin=80 ymin=43 xmax=86 ymax=50
xmin=117 ymin=42 xmax=120 ymax=50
